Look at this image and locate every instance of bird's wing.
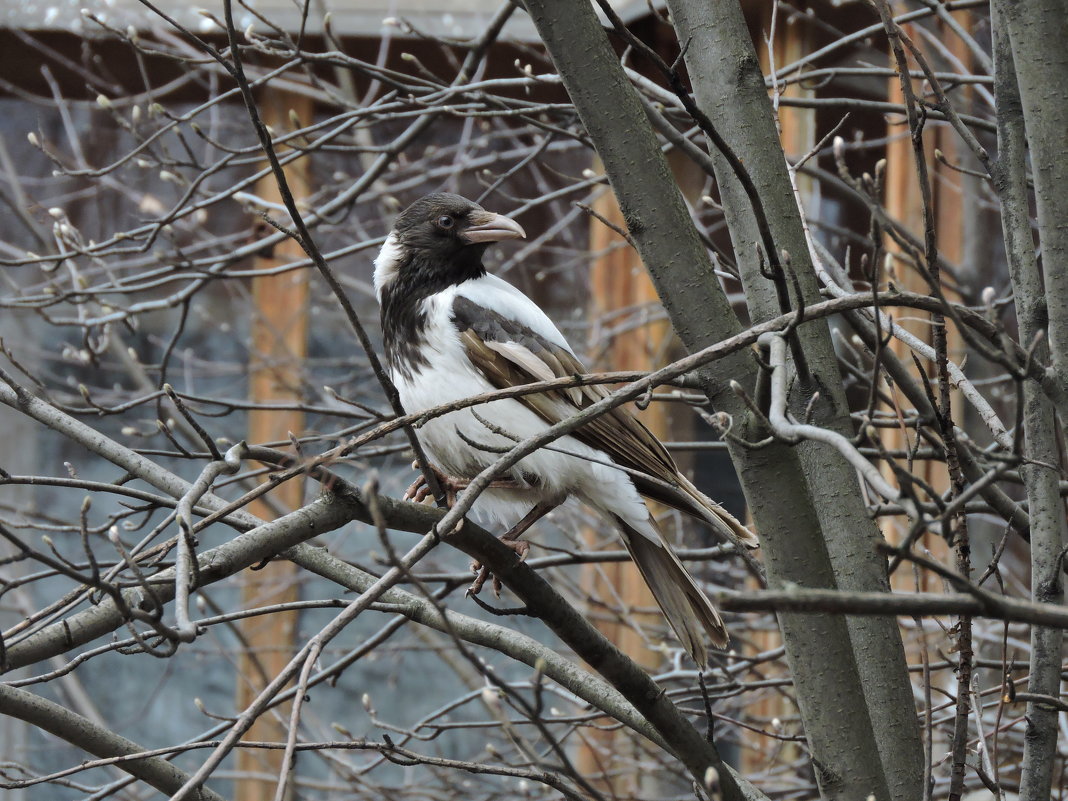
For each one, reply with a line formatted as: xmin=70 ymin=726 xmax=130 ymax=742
xmin=451 ymin=278 xmax=758 ymax=550
xmin=450 ymin=280 xmax=682 ymax=489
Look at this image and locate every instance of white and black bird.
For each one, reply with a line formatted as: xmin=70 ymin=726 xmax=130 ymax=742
xmin=374 ymin=192 xmax=757 ymax=663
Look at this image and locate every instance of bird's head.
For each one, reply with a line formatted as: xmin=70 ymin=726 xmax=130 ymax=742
xmin=374 ymin=193 xmax=526 ymax=300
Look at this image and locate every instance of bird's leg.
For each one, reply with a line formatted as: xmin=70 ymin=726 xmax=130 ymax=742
xmin=469 ymin=501 xmax=558 ymax=597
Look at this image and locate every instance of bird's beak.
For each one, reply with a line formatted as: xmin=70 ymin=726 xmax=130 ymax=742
xmin=462 ymin=210 xmax=526 ymax=244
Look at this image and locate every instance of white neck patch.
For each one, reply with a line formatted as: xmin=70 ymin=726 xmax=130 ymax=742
xmin=373 ymin=231 xmax=406 ymax=301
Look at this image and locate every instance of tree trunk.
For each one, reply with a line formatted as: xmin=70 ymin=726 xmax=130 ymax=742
xmin=235 ymin=90 xmax=312 ymax=801
xmin=994 ymin=0 xmax=1068 ymax=406
xmin=991 ymin=8 xmax=1066 ymax=798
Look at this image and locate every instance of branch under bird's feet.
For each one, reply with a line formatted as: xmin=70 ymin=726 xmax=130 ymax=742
xmin=402 ymin=461 xmax=551 ymax=596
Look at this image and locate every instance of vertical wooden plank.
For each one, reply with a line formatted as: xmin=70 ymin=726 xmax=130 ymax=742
xmin=881 ymin=18 xmax=964 ymax=590
xmin=576 ymin=139 xmax=735 ymax=787
xmin=879 ymin=12 xmax=974 ymax=781
xmin=882 ymin=73 xmax=947 ymax=573
xmin=234 ymin=90 xmax=312 ymax=801
xmin=575 ymin=175 xmax=671 ymax=793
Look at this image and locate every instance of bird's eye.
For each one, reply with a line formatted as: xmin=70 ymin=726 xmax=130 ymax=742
xmin=435 ymin=215 xmax=454 ymax=229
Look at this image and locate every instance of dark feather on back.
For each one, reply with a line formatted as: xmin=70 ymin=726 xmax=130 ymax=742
xmin=452 ymin=295 xmax=683 ymax=486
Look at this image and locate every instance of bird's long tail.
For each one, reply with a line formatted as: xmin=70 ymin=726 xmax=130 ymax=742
xmin=632 ymin=473 xmax=758 ymax=552
xmin=676 ymin=474 xmax=758 ymax=550
xmin=614 ymin=516 xmax=728 ymax=666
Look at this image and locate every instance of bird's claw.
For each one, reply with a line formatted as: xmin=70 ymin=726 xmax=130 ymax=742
xmin=402 ymin=474 xmax=432 ymax=503
xmin=403 ymin=461 xmax=433 ymax=503
xmin=468 ymin=539 xmax=530 ymax=597
xmin=402 ymin=462 xmax=473 ymax=506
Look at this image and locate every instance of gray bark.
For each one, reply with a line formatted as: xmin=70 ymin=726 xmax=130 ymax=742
xmin=991 ymin=9 xmax=1066 ymax=799
xmin=996 ymin=0 xmax=1068 ymax=402
xmin=521 ymin=0 xmax=922 ymax=796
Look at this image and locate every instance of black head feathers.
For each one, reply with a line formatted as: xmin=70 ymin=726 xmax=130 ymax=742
xmin=374 ymin=193 xmax=525 ymax=378
xmin=374 ymin=193 xmax=525 ymax=300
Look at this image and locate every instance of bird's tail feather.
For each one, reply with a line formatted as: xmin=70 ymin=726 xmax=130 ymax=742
xmin=631 ymin=473 xmax=758 ymax=551
xmin=675 ymin=474 xmax=759 ymax=550
xmin=615 ymin=517 xmax=728 ymax=665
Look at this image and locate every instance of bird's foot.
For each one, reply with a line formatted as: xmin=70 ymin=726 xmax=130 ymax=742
xmin=402 ymin=462 xmax=467 ymax=506
xmin=466 ymin=501 xmax=556 ymax=597
xmin=469 ymin=539 xmax=530 ymax=597
xmin=403 ymin=461 xmax=524 ymax=505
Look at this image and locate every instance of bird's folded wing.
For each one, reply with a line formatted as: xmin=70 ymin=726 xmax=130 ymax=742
xmin=451 ymin=292 xmax=758 ymax=550
xmin=451 ymin=294 xmax=681 ymax=488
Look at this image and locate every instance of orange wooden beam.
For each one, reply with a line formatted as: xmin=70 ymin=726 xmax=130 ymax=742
xmin=234 ymin=90 xmax=313 ymax=801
